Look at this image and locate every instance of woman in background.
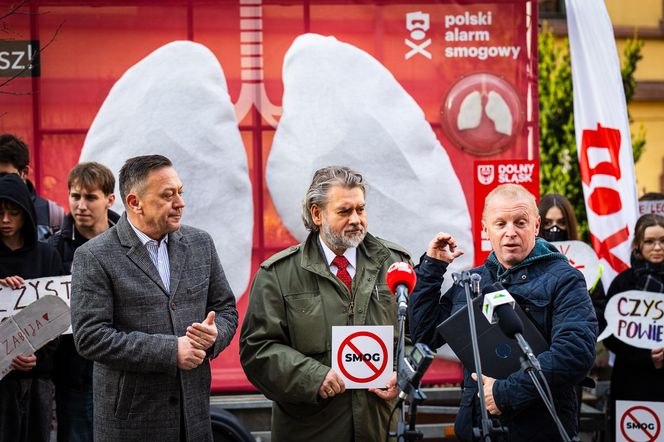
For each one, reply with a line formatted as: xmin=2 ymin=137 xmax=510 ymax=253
xmin=603 ymin=214 xmax=664 ymax=437
xmin=537 ymin=193 xmax=580 ymax=242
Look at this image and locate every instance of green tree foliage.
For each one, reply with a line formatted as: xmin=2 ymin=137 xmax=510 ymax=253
xmin=538 ymin=23 xmax=646 ymax=239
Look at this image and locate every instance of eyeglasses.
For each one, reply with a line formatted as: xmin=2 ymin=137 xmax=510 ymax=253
xmin=642 ymin=238 xmax=664 ymax=249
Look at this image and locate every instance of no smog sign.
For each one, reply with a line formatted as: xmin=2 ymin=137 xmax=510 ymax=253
xmin=331 ymin=326 xmax=393 ymax=389
xmin=617 ymin=401 xmax=664 ymax=442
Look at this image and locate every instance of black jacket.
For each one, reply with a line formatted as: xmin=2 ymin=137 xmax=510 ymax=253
xmin=409 ymin=239 xmax=597 ymax=442
xmin=603 ymin=264 xmax=664 ymax=403
xmin=25 ymin=178 xmax=64 ymax=241
xmin=48 ymin=210 xmax=120 ymax=273
xmin=0 ymin=173 xmax=63 ymax=377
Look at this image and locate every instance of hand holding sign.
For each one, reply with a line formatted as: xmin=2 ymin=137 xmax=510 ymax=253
xmin=652 ymin=347 xmax=664 ymax=369
xmin=318 ymin=368 xmax=346 ymax=399
xmin=11 ymin=354 xmax=37 ymax=372
xmin=598 ymin=290 xmax=664 ymax=349
xmin=0 ymin=275 xmax=72 ymax=324
xmin=332 ymin=326 xmax=394 ymax=390
xmin=367 ymin=371 xmax=397 ymax=400
xmin=0 ymin=295 xmax=70 ymax=380
xmin=0 ymin=275 xmax=25 ymax=290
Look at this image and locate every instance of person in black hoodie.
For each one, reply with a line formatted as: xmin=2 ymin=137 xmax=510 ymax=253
xmin=48 ymin=162 xmax=118 ymax=442
xmin=602 ymin=213 xmax=664 ymax=440
xmin=0 ymin=133 xmax=65 ymax=241
xmin=0 ymin=173 xmax=63 ymax=442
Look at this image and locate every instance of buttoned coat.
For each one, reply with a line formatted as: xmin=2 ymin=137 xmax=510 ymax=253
xmin=409 ymin=239 xmax=597 ymax=442
xmin=240 ymin=232 xmax=410 ymax=442
xmin=70 ymin=214 xmax=238 ymax=442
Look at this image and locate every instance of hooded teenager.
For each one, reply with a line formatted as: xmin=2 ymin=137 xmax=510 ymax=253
xmin=0 ymin=173 xmax=63 ymax=442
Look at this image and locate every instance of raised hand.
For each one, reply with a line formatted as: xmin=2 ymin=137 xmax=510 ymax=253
xmin=426 ymin=232 xmax=464 ymax=263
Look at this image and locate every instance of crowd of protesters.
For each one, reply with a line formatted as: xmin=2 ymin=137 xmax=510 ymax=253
xmin=0 ymin=131 xmax=662 ymax=441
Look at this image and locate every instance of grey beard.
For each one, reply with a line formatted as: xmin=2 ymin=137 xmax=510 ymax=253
xmin=322 ymin=221 xmax=366 ymax=250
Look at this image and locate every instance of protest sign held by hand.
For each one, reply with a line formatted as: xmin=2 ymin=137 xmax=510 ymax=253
xmin=0 ymin=275 xmax=72 ymax=322
xmin=550 ymin=240 xmax=602 ymax=291
xmin=598 ymin=290 xmax=664 ymax=349
xmin=0 ymin=295 xmax=71 ymax=380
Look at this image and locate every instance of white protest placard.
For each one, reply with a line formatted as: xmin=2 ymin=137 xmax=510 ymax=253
xmin=551 ymin=240 xmax=602 ymax=291
xmin=616 ymin=400 xmax=664 ymax=442
xmin=332 ymin=325 xmax=393 ymax=389
xmin=0 ymin=275 xmax=72 ymax=322
xmin=639 ymin=200 xmax=664 ymax=216
xmin=0 ymin=295 xmax=71 ymax=380
xmin=598 ymin=290 xmax=664 ymax=349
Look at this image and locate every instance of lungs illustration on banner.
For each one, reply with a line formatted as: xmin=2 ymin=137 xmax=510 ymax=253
xmin=81 ymin=36 xmax=473 ymax=297
xmin=79 ymin=41 xmax=254 ymax=297
xmin=267 ymin=34 xmax=473 ymax=274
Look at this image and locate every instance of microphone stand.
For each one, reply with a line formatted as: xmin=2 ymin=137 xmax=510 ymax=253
xmin=452 ymin=271 xmax=496 ymax=442
xmin=393 ymin=295 xmax=425 ymax=441
xmin=514 ymin=336 xmax=572 ymax=442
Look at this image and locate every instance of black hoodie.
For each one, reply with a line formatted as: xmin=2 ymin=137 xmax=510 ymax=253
xmin=0 ymin=173 xmax=63 ymax=377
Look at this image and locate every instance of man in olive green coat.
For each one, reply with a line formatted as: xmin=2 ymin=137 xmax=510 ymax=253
xmin=240 ymin=166 xmax=411 ymax=442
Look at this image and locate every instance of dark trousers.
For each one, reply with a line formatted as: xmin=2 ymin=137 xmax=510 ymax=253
xmin=55 ymin=383 xmax=93 ymax=442
xmin=0 ymin=377 xmax=54 ymax=442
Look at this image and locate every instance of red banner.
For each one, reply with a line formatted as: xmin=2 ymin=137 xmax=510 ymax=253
xmin=0 ymin=0 xmax=537 ymax=390
xmin=474 ymin=160 xmax=540 ymax=266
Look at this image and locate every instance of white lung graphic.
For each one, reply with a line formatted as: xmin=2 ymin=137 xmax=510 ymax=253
xmin=484 ymin=90 xmax=513 ymax=135
xmin=266 ymin=34 xmax=473 ymax=273
xmin=79 ymin=41 xmax=253 ymax=297
xmin=457 ymin=91 xmax=482 ymax=131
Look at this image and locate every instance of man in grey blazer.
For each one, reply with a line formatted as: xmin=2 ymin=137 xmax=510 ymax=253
xmin=71 ymin=155 xmax=238 ymax=442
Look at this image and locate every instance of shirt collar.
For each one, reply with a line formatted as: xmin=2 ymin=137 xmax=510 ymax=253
xmin=127 ymin=217 xmax=169 ymax=246
xmin=319 ymin=236 xmax=357 ymax=270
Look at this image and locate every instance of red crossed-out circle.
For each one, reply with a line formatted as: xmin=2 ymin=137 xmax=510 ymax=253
xmin=337 ymin=331 xmax=388 ymax=383
xmin=620 ymin=406 xmax=661 ymax=442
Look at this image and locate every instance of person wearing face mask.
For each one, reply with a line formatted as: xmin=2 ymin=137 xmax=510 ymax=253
xmin=537 ymin=193 xmax=608 ymax=426
xmin=537 ymin=194 xmax=605 ymax=299
xmin=537 ymin=194 xmax=579 ymax=243
xmin=601 ymin=213 xmax=664 ymax=440
xmin=409 ymin=184 xmax=597 ymax=442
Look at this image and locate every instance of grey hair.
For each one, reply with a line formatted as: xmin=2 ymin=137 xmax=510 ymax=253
xmin=302 ymin=166 xmax=365 ymax=232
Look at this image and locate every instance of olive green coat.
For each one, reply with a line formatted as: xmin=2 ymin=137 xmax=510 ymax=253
xmin=240 ymin=232 xmax=410 ymax=442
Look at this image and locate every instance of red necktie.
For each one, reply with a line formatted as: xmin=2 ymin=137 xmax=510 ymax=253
xmin=332 ymin=255 xmax=352 ymax=294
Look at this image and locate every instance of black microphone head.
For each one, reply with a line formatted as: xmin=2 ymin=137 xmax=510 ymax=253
xmin=495 ymin=304 xmax=524 ymax=338
xmin=489 ymin=280 xmax=505 ymax=293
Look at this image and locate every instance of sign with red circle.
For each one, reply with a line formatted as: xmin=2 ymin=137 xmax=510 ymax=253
xmin=617 ymin=401 xmax=663 ymax=442
xmin=332 ymin=326 xmax=393 ymax=389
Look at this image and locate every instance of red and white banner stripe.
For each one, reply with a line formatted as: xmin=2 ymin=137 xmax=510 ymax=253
xmin=566 ymin=0 xmax=639 ymax=287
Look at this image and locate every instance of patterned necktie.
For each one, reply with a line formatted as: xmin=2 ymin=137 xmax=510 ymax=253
xmin=332 ymin=255 xmax=352 ymax=294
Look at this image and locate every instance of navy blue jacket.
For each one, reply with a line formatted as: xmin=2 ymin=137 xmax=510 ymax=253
xmin=409 ymin=239 xmax=597 ymax=442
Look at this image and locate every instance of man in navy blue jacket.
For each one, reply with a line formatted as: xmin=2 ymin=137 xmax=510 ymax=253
xmin=409 ymin=184 xmax=597 ymax=442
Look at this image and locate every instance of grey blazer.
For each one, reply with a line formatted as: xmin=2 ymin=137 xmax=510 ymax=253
xmin=71 ymin=214 xmax=238 ymax=442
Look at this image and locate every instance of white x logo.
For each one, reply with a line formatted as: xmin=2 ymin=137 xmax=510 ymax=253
xmin=404 ymin=38 xmax=432 ymax=60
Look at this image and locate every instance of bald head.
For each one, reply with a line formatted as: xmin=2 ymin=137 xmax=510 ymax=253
xmin=481 ymin=184 xmax=541 ymax=268
xmin=483 ymin=184 xmax=538 ymax=221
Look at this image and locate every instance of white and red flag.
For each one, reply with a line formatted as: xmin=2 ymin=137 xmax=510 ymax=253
xmin=566 ymin=0 xmax=639 ymax=287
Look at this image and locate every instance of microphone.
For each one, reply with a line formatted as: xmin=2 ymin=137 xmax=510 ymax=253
xmin=482 ymin=284 xmax=516 ymax=325
xmin=470 ymin=273 xmax=481 ymax=297
xmin=386 ymin=262 xmax=417 ymax=316
xmin=483 ymin=282 xmax=541 ymax=371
